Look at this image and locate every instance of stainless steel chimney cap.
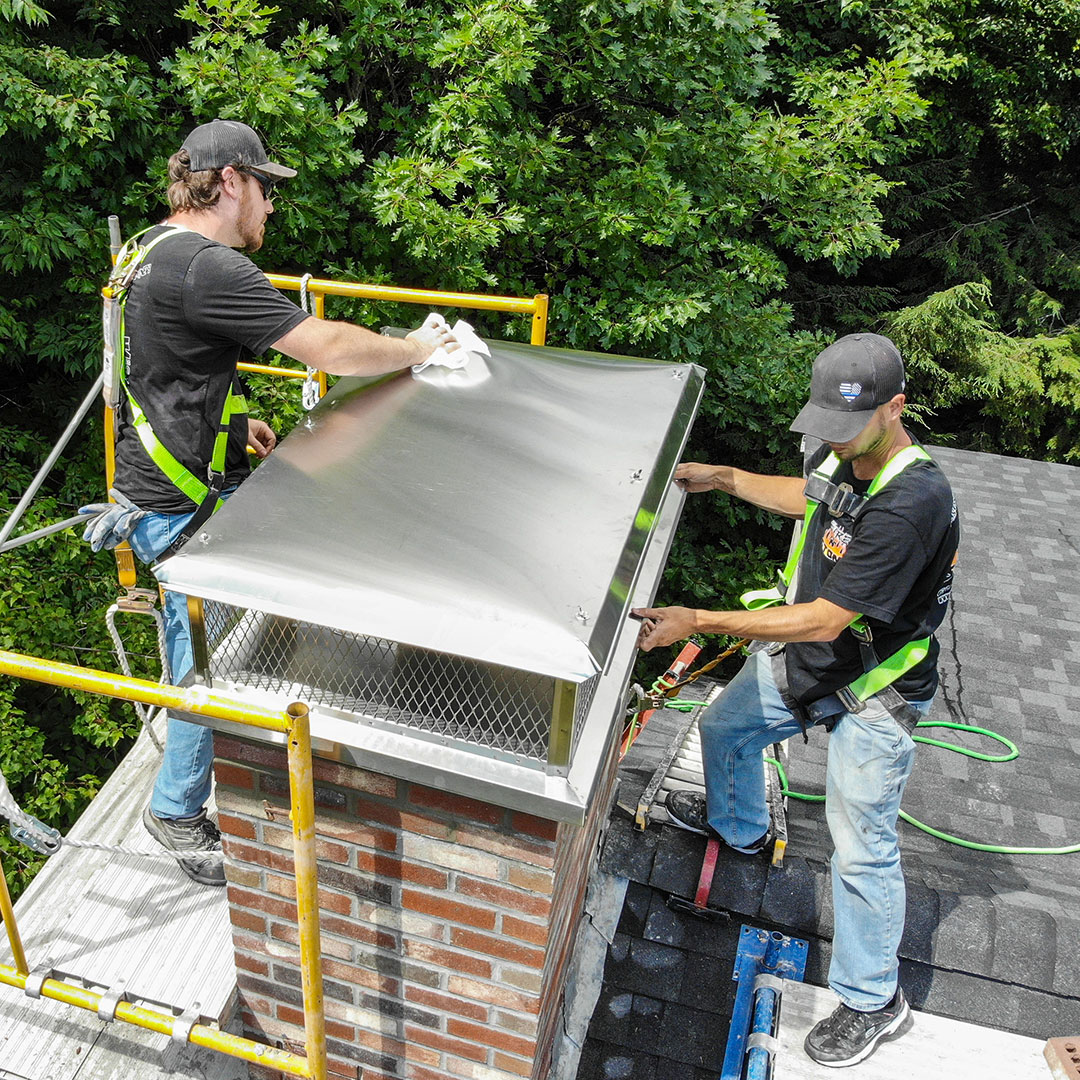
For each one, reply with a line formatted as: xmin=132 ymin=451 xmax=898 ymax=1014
xmin=156 ymin=337 xmax=704 ymax=683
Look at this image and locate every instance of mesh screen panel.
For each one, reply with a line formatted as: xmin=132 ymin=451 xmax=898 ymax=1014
xmin=203 ymin=601 xmax=586 ymax=764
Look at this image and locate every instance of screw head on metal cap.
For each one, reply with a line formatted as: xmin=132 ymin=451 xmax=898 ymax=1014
xmin=181 ymin=118 xmax=297 ymax=181
xmin=789 ymin=333 xmax=905 ymax=444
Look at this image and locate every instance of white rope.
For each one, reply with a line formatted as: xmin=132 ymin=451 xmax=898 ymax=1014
xmin=0 ymin=765 xmax=225 ymax=864
xmin=299 ymin=273 xmax=320 ymax=411
xmin=105 ymin=603 xmax=166 ymax=752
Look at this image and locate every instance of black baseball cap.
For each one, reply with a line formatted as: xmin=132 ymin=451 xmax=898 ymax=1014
xmin=181 ymin=119 xmax=297 ymax=180
xmin=789 ymin=333 xmax=906 ymax=443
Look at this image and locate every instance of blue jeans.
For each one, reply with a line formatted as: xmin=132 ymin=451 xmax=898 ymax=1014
xmin=129 ymin=498 xmax=229 ymax=820
xmin=698 ymin=648 xmax=931 ymax=1011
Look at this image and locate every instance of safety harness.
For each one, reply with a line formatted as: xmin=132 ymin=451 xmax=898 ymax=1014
xmin=103 ymin=225 xmax=247 ymax=558
xmin=741 ymin=444 xmax=945 ymax=735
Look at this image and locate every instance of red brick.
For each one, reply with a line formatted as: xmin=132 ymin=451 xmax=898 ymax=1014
xmin=403 ymin=939 xmax=493 ymax=979
xmin=327 ymin=1061 xmax=362 ymax=1079
xmin=319 ymin=913 xmax=398 ymax=951
xmin=219 ymin=811 xmax=258 ymax=840
xmin=213 ymin=761 xmax=255 ymax=790
xmin=494 ymin=1050 xmax=533 ymax=1076
xmin=354 ymin=795 xmax=453 ymax=840
xmin=214 ymin=733 xmax=280 ymax=764
xmin=270 ymin=919 xmax=367 ymax=958
xmin=230 ymin=835 xmax=351 ymax=869
xmin=267 ymin=818 xmax=398 ymax=854
xmin=275 ymin=1003 xmax=355 ymax=1042
xmin=511 ymin=811 xmax=559 ymax=841
xmin=248 ymin=1064 xmax=284 ymax=1080
xmin=265 ymin=871 xmax=353 ymax=915
xmin=448 ymin=975 xmax=539 ymax=1013
xmin=507 ymin=865 xmax=553 ymax=895
xmin=406 ymin=1067 xmax=458 ymax=1080
xmin=229 ymin=905 xmax=268 ymax=934
xmin=352 ymin=850 xmax=448 ymax=889
xmin=502 ymin=914 xmax=550 ymax=946
xmin=238 ymin=997 xmax=272 ymax=1018
xmin=404 ymin=1024 xmax=487 ymax=1063
xmin=407 ymin=785 xmax=507 ymax=826
xmin=455 ymin=877 xmax=551 ymax=919
xmin=234 ymin=951 xmax=269 ymax=976
xmin=405 ymin=984 xmax=490 ymax=1022
xmin=452 ymin=824 xmax=555 ymax=867
xmin=449 ymin=927 xmax=545 ymax=969
xmin=313 ymin=758 xmax=398 ymax=797
xmin=320 ymin=957 xmax=400 ymax=995
xmin=447 ymin=1018 xmax=536 ymax=1058
xmin=224 ymin=863 xmax=263 ymax=889
xmin=402 ymin=889 xmax=496 ymax=930
xmin=228 ymin=885 xmax=297 ymax=922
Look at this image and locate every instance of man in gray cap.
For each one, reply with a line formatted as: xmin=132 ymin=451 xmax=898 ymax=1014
xmin=88 ymin=119 xmax=457 ymax=887
xmin=634 ymin=333 xmax=959 ymax=1067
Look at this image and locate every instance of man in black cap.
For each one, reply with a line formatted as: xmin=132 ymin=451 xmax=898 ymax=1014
xmin=94 ymin=119 xmax=457 ymax=887
xmin=634 ymin=333 xmax=959 ymax=1067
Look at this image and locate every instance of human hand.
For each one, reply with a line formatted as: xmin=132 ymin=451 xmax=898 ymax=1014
xmin=674 ymin=462 xmax=721 ymax=493
xmin=631 ymin=606 xmax=698 ymax=651
xmin=247 ymin=418 xmax=277 ymax=459
xmin=78 ymin=489 xmax=147 ymax=552
xmin=407 ymin=313 xmax=461 ymax=358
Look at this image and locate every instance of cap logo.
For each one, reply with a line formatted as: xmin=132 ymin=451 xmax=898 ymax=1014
xmin=839 ymin=382 xmax=862 ymax=401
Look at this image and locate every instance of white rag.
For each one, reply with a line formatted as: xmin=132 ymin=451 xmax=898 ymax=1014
xmin=411 ymin=313 xmax=491 ymax=386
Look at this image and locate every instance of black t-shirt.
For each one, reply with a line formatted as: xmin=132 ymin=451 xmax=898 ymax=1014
xmin=784 ymin=439 xmax=960 ymax=704
xmin=113 ymin=225 xmax=309 ymax=514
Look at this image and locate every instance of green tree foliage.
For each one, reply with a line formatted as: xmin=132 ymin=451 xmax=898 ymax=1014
xmin=884 ymin=282 xmax=1080 ymax=461
xmin=0 ymin=0 xmax=1078 ymax=895
xmin=775 ymin=0 xmax=1080 ymax=335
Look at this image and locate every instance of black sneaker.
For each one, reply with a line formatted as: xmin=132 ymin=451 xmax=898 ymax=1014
xmin=664 ymin=791 xmax=770 ymax=854
xmin=804 ymin=988 xmax=910 ymax=1067
xmin=143 ymin=807 xmax=226 ymax=887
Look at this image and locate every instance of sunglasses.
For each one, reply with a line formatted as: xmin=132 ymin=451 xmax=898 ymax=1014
xmin=243 ymin=168 xmax=278 ymax=200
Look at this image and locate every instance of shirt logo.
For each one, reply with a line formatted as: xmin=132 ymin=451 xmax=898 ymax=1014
xmin=839 ymin=382 xmax=862 ymax=401
xmin=822 ymin=519 xmax=852 ymax=562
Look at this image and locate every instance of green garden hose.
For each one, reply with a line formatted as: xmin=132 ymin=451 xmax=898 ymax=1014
xmin=757 ymin=721 xmax=1080 ymax=855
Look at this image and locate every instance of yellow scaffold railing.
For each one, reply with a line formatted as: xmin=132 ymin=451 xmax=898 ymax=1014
xmin=1 ymin=271 xmax=549 ymax=1080
xmin=0 ymin=649 xmax=328 ymax=1079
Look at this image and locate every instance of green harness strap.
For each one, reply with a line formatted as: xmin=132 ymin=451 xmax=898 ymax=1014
xmin=740 ymin=444 xmax=934 ymax=703
xmin=110 ymin=226 xmax=247 ymax=512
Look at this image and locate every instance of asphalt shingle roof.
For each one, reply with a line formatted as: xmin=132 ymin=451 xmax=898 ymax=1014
xmin=581 ymin=446 xmax=1080 ymax=1079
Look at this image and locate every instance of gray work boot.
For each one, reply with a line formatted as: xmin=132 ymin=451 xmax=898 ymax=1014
xmin=143 ymin=807 xmax=226 ymax=887
xmin=665 ymin=791 xmax=771 ymax=854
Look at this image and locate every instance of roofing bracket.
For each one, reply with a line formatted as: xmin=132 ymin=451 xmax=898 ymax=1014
xmin=721 ymin=925 xmax=808 ymax=1080
xmin=97 ymin=978 xmax=127 ymax=1022
xmin=171 ymin=1000 xmax=202 ymax=1045
xmin=23 ymin=960 xmax=54 ymax=1000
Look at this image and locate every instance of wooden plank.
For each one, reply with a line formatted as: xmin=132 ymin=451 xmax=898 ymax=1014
xmin=775 ymin=980 xmax=1048 ymax=1080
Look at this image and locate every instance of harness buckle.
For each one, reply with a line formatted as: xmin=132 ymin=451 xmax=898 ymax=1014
xmin=836 ymin=685 xmax=866 ymax=714
xmin=827 ymin=482 xmax=862 ymax=517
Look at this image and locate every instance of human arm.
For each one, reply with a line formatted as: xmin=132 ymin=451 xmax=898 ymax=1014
xmin=247 ymin=418 xmax=277 ymax=459
xmin=631 ymin=597 xmax=857 ymax=652
xmin=675 ymin=462 xmax=806 ymax=519
xmin=270 ymin=317 xmax=456 ymax=377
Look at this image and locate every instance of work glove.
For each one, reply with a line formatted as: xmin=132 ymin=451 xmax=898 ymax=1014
xmin=78 ymin=489 xmax=148 ymax=552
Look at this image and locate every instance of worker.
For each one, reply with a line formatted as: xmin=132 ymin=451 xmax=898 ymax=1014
xmin=81 ymin=119 xmax=458 ymax=887
xmin=634 ymin=333 xmax=959 ymax=1068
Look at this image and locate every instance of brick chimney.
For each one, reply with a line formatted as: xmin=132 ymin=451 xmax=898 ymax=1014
xmin=214 ymin=720 xmax=622 ymax=1080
